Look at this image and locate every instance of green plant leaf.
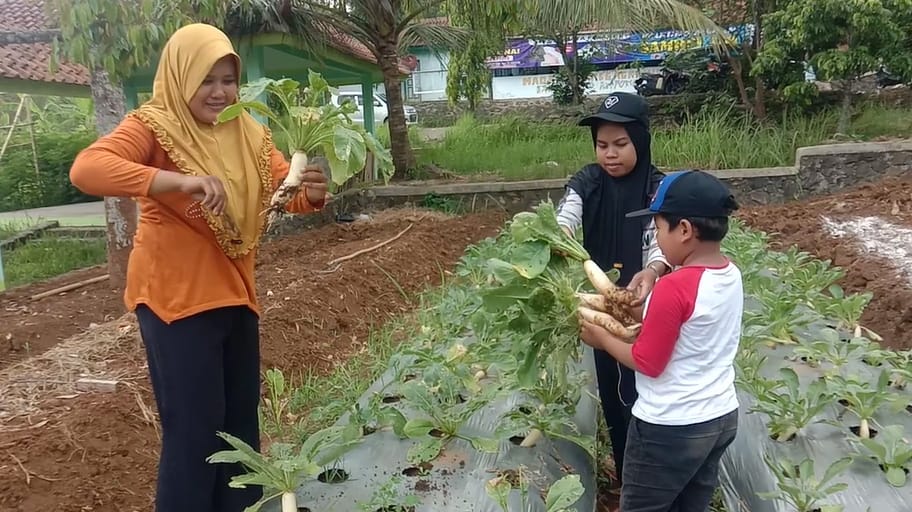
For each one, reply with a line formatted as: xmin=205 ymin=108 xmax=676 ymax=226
xmin=403 ymin=418 xmax=436 ymax=439
xmin=887 ymin=466 xmax=908 ymax=487
xmin=468 ymin=436 xmax=500 ymax=453
xmin=545 ymin=474 xmax=584 ymax=511
xmin=510 ymin=241 xmax=551 ymax=279
xmin=486 ymin=258 xmax=519 ymax=284
xmin=481 ymin=284 xmax=534 ymax=311
xmin=407 ymin=438 xmax=445 ymax=465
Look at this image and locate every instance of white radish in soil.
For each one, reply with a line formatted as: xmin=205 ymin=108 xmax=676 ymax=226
xmin=281 ymin=491 xmax=297 ymax=512
xmin=520 ymin=428 xmax=543 ymax=447
xmin=266 ymin=150 xmax=310 ymax=230
xmin=519 ymin=404 xmax=549 ymax=447
xmin=860 ymin=418 xmax=871 ymax=439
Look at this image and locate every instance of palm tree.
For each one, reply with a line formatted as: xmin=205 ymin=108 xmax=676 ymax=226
xmin=265 ymin=0 xmax=470 ymax=180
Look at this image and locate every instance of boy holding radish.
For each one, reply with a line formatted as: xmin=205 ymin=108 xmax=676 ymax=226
xmin=555 ymin=91 xmax=671 ymax=490
xmin=579 ymin=170 xmax=743 ymax=512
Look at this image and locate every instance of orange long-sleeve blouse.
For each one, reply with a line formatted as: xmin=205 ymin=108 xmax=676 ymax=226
xmin=70 ymin=116 xmax=319 ymax=324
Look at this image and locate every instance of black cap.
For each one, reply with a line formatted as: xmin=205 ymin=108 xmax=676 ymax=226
xmin=578 ymin=92 xmax=650 ymax=129
xmin=626 ymin=170 xmax=738 ymax=219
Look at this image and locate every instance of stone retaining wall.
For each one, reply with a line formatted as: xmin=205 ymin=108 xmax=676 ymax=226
xmin=415 ymin=94 xmax=710 ymax=128
xmin=414 ymin=88 xmax=912 ymax=129
xmin=278 ymin=140 xmax=911 ymax=228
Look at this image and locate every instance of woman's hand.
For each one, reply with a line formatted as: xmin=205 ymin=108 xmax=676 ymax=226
xmin=301 ymin=164 xmax=329 ymax=206
xmin=179 ymin=175 xmax=227 ymax=216
xmin=627 ymin=266 xmax=660 ymax=306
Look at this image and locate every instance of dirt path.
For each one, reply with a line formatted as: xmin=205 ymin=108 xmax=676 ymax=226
xmin=739 ymin=175 xmax=912 ymax=350
xmin=0 ymin=208 xmax=506 ymax=512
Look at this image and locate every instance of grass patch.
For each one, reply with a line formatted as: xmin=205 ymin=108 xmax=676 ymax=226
xmin=0 ymin=219 xmax=35 ymax=240
xmin=2 ymin=236 xmax=106 ymax=288
xmin=416 ymin=105 xmax=912 ymax=180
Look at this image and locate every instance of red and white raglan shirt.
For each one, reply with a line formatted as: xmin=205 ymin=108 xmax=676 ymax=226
xmin=631 ymin=261 xmax=743 ymax=425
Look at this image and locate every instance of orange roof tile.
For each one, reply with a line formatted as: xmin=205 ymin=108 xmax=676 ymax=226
xmin=0 ymin=0 xmax=89 ymax=86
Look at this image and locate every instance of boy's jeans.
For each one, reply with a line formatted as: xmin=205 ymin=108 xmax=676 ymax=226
xmin=621 ymin=409 xmax=738 ymax=512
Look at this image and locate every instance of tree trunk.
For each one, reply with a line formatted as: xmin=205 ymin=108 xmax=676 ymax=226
xmin=378 ymin=44 xmax=414 ymax=180
xmin=571 ymin=34 xmax=581 ymax=105
xmin=90 ymin=67 xmax=135 ymax=292
xmin=727 ymin=55 xmax=752 ymax=111
xmin=837 ymin=80 xmax=853 ymax=135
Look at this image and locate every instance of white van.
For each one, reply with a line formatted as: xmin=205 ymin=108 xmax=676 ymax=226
xmin=330 ymin=91 xmax=418 ymax=128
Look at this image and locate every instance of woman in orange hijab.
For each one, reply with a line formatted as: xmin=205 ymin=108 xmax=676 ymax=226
xmin=70 ymin=23 xmax=327 ymax=512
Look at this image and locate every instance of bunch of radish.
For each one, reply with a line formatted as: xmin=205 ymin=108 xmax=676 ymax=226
xmin=577 ymin=260 xmax=643 ymax=341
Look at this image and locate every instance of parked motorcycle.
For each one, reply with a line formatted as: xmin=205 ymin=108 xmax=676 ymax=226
xmin=635 ymin=68 xmax=690 ymax=96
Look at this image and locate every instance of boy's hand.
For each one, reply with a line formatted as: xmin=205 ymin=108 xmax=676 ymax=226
xmin=580 ymin=320 xmax=611 ymax=351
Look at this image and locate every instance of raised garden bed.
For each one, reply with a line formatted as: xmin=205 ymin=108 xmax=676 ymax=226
xmin=719 ymin=222 xmax=912 ymax=512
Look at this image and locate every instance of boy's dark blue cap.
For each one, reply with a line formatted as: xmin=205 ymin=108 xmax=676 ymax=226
xmin=578 ymin=92 xmax=650 ymax=129
xmin=626 ymin=170 xmax=738 ymax=219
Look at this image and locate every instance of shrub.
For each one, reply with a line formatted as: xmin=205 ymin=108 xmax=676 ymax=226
xmin=0 ymin=131 xmax=97 ymax=212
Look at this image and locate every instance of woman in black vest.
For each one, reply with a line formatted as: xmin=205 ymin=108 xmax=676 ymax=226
xmin=555 ymin=91 xmax=670 ymax=491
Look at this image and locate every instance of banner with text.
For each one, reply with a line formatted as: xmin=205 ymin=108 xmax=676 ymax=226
xmin=486 ymin=25 xmax=753 ymax=70
xmin=491 ymin=66 xmax=663 ymax=100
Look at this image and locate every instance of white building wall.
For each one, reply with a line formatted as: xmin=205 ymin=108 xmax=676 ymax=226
xmin=409 ymin=48 xmax=450 ymax=101
xmin=490 ymin=66 xmax=662 ymax=100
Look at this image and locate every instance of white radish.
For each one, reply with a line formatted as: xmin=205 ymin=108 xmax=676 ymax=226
xmin=281 ymin=491 xmax=297 ymax=512
xmin=578 ymin=306 xmax=641 ymax=340
xmin=859 ymin=418 xmax=871 ymax=439
xmin=474 ymin=370 xmax=487 ymax=380
xmin=854 ymin=324 xmax=862 ymax=338
xmin=520 ymin=428 xmax=543 ymax=447
xmin=583 ymin=260 xmax=637 ymax=305
xmin=266 ymin=150 xmax=310 ymax=230
xmin=576 ymin=292 xmax=636 ymax=325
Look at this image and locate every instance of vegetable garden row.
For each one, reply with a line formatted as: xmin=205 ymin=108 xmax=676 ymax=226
xmin=209 ymin=203 xmax=912 ymax=512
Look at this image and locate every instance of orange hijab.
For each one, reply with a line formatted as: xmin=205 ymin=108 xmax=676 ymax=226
xmin=130 ymin=23 xmax=273 ymax=259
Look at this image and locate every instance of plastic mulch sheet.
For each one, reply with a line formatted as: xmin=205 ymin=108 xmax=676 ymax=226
xmin=718 ymin=319 xmax=912 ymax=512
xmin=268 ymin=345 xmax=600 ymax=512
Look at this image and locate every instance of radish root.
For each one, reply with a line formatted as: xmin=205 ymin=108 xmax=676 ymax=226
xmin=578 ymin=306 xmax=641 ymax=340
xmin=265 ymin=150 xmax=309 ymax=231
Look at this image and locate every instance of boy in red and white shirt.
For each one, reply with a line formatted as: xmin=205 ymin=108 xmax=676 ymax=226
xmin=579 ymin=170 xmax=742 ymax=512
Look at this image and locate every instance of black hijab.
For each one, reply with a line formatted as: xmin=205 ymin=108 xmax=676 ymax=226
xmin=566 ymin=122 xmax=662 ymax=287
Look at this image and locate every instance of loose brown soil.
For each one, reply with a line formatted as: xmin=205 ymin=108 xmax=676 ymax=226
xmin=739 ymin=175 xmax=912 ymax=351
xmin=0 ymin=208 xmax=505 ymax=512
xmin=0 ymin=266 xmax=124 ymax=370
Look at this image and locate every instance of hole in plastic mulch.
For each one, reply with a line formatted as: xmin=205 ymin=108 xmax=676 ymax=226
xmin=850 ymin=425 xmax=880 ymax=439
xmin=382 ymin=395 xmax=403 ymax=404
xmin=317 ymin=468 xmax=350 ymax=484
xmin=402 ymin=461 xmax=434 ymax=477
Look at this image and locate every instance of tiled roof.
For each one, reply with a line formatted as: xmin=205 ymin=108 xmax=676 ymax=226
xmin=0 ymin=0 xmax=409 ymax=88
xmin=0 ymin=0 xmax=89 ymax=86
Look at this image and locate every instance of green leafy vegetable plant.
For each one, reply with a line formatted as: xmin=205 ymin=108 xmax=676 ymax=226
xmin=758 ymin=455 xmax=852 ymax=512
xmin=829 ymin=370 xmax=900 ymax=439
xmin=749 ymin=368 xmax=833 ymax=442
xmin=207 ymin=424 xmax=362 ymax=512
xmin=852 ymin=424 xmax=912 ymax=487
xmin=218 ymin=71 xmax=393 ymax=229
